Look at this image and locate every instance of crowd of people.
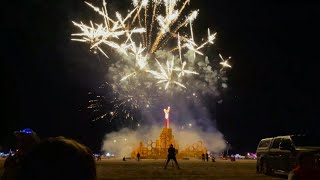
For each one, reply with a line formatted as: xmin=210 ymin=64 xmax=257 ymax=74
xmin=1 ymin=128 xmax=96 ymax=180
xmin=1 ymin=128 xmax=319 ymax=180
xmin=1 ymin=128 xmax=184 ymax=180
xmin=1 ymin=128 xmax=186 ymax=179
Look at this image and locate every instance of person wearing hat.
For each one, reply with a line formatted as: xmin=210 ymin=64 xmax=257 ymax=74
xmin=1 ymin=128 xmax=40 ymax=180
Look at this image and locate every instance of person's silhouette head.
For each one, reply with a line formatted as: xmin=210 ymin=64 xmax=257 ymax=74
xmin=14 ymin=128 xmax=40 ymax=155
xmin=170 ymin=144 xmax=173 ymax=148
xmin=298 ymin=152 xmax=317 ymax=169
xmin=19 ymin=136 xmax=96 ymax=180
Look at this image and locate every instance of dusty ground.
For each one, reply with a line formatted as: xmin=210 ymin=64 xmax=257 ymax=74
xmin=0 ymin=158 xmax=285 ymax=179
xmin=0 ymin=158 xmax=4 ymax=177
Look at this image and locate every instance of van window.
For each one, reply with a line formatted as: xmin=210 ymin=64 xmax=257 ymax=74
xmin=281 ymin=138 xmax=292 ymax=146
xmin=271 ymin=138 xmax=282 ymax=149
xmin=258 ymin=139 xmax=271 ymax=148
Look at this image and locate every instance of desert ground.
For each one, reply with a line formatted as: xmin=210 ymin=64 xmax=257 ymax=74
xmin=0 ymin=159 xmax=4 ymax=177
xmin=0 ymin=158 xmax=285 ymax=179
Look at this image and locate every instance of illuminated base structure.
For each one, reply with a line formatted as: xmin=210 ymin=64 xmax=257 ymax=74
xmin=131 ymin=107 xmax=207 ymax=159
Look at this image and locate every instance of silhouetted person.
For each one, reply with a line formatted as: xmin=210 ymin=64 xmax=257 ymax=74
xmin=206 ymin=153 xmax=209 ymax=161
xmin=2 ymin=128 xmax=40 ymax=180
xmin=212 ymin=156 xmax=216 ymax=162
xmin=288 ymin=152 xmax=320 ymax=180
xmin=164 ymin=144 xmax=180 ymax=169
xmin=230 ymin=156 xmax=236 ymax=161
xmin=202 ymin=153 xmax=205 ymax=161
xmin=18 ymin=136 xmax=96 ymax=180
xmin=123 ymin=156 xmax=126 ymax=161
xmin=137 ymin=152 xmax=141 ymax=161
xmin=96 ymin=154 xmax=101 ymax=161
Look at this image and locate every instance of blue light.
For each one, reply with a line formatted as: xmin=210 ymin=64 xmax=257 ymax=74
xmin=19 ymin=128 xmax=33 ymax=134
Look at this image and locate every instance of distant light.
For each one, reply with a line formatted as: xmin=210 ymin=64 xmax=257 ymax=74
xmin=113 ymin=140 xmax=117 ymax=143
xmin=16 ymin=128 xmax=33 ymax=134
xmin=124 ymin=138 xmax=127 ymax=141
xmin=106 ymin=153 xmax=111 ymax=157
xmin=137 ymin=123 xmax=140 ymax=127
xmin=193 ymin=93 xmax=196 ymax=96
xmin=188 ymin=123 xmax=192 ymax=127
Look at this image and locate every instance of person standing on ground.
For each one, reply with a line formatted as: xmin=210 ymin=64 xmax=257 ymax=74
xmin=97 ymin=154 xmax=101 ymax=161
xmin=137 ymin=152 xmax=141 ymax=161
xmin=164 ymin=144 xmax=180 ymax=169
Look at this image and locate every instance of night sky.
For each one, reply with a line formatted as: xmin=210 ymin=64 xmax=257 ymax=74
xmin=2 ymin=0 xmax=320 ymax=153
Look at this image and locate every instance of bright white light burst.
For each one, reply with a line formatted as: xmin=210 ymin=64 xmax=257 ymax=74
xmin=73 ymin=0 xmax=232 ymax=121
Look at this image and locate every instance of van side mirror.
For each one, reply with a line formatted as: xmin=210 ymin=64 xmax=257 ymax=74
xmin=279 ymin=141 xmax=293 ymax=151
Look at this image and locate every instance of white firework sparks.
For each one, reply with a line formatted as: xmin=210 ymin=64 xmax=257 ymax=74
xmin=73 ymin=0 xmax=232 ymax=121
xmin=146 ymin=57 xmax=186 ymax=90
xmin=219 ymin=54 xmax=232 ymax=68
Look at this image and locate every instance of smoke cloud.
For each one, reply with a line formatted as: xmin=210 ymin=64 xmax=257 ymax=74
xmin=102 ymin=122 xmax=226 ymax=158
xmin=73 ymin=0 xmax=231 ymax=157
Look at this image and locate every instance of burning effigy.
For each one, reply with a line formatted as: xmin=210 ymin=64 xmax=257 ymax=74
xmin=131 ymin=107 xmax=207 ymax=159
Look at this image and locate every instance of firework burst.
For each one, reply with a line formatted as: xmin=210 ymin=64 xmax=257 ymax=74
xmin=73 ymin=0 xmax=232 ymax=122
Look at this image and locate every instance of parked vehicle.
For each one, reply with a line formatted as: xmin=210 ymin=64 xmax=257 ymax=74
xmin=256 ymin=135 xmax=320 ymax=175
